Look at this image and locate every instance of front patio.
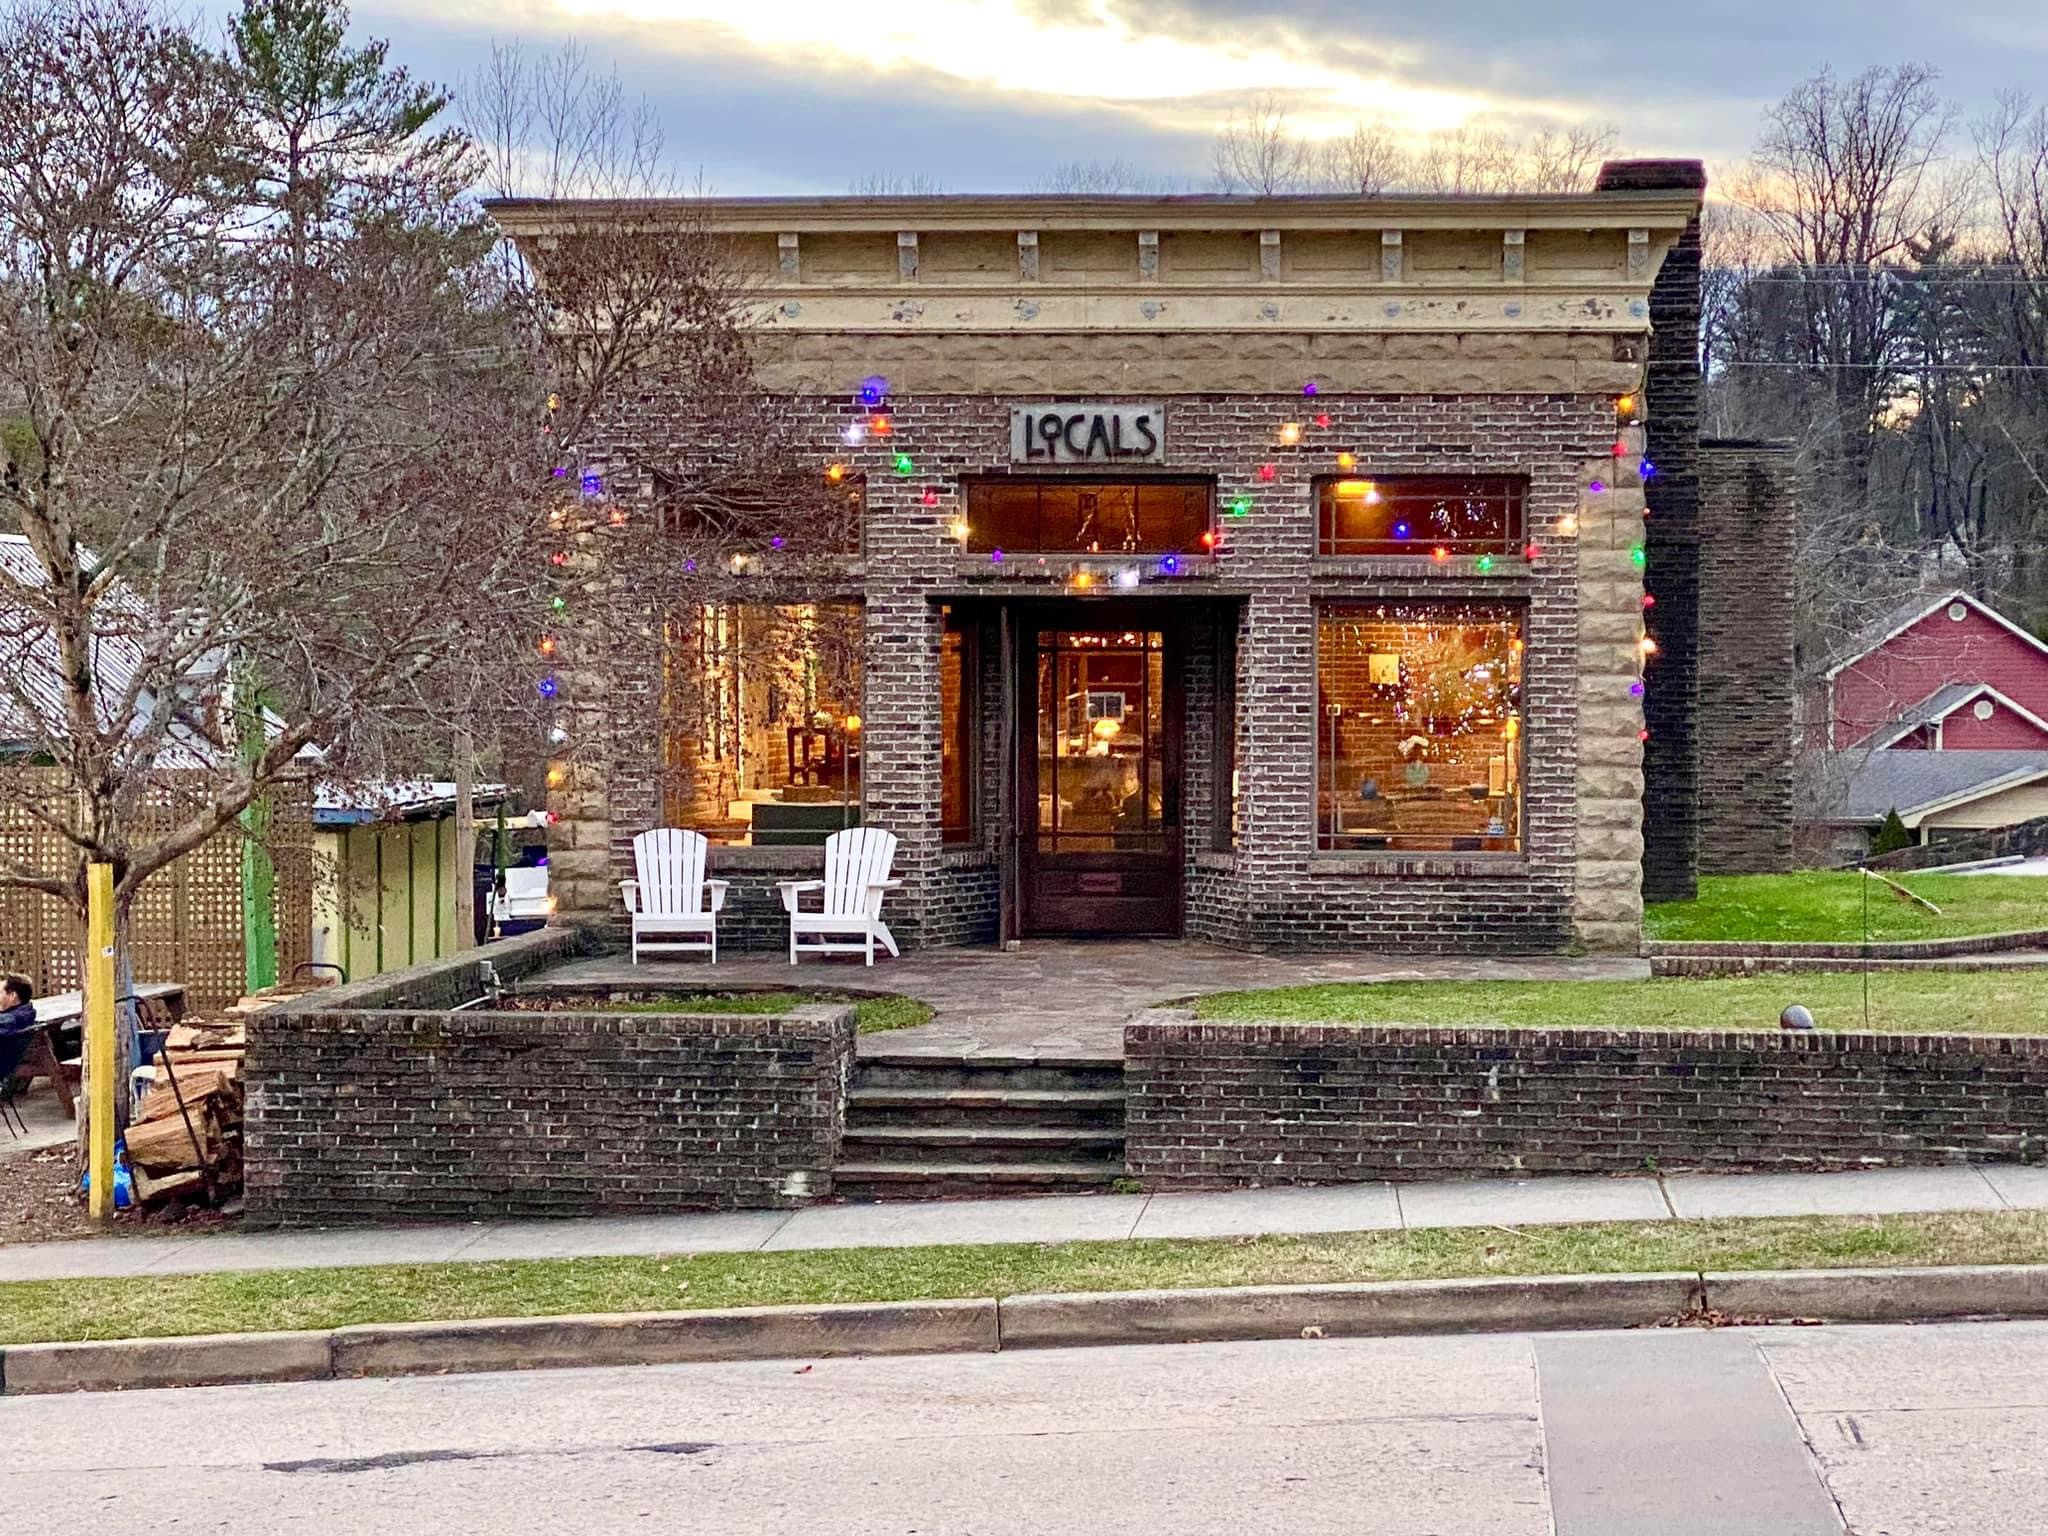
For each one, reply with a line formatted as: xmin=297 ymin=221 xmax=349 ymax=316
xmin=543 ymin=941 xmax=1649 ymax=1057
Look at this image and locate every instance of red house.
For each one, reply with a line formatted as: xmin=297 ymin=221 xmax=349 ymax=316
xmin=1801 ymin=590 xmax=2048 ymax=857
xmin=1825 ymin=591 xmax=2048 ymax=752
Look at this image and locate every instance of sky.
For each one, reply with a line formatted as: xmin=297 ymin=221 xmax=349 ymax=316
xmin=241 ymin=1 xmax=2048 ymax=194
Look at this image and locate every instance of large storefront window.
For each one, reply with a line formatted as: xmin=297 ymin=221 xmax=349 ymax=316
xmin=1318 ymin=475 xmax=1525 ymax=556
xmin=1317 ymin=603 xmax=1524 ymax=853
xmin=661 ymin=603 xmax=863 ymax=845
xmin=965 ymin=479 xmax=1210 ymax=554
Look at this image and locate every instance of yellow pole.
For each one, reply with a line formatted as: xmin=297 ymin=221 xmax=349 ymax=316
xmin=85 ymin=863 xmax=117 ymax=1222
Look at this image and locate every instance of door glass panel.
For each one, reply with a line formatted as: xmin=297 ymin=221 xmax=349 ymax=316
xmin=1035 ymin=630 xmax=1167 ymax=853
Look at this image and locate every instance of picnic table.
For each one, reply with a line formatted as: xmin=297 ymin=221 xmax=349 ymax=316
xmin=21 ymin=984 xmax=189 ymax=1119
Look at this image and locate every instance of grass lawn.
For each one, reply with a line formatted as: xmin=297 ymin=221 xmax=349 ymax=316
xmin=7 ymin=1210 xmax=2048 ymax=1346
xmin=1645 ymin=871 xmax=2048 ymax=944
xmin=1189 ymin=970 xmax=2048 ymax=1034
xmin=600 ymin=991 xmax=933 ymax=1035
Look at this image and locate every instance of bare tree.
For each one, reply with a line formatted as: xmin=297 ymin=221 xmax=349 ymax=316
xmin=1035 ymin=159 xmax=1179 ymax=195
xmin=1407 ymin=123 xmax=1518 ymax=195
xmin=1976 ymin=92 xmax=2048 ymax=608
xmin=1212 ymin=93 xmax=1312 ymax=195
xmin=1735 ymin=65 xmax=1959 ymax=532
xmin=0 ymin=0 xmax=545 ymax=1115
xmin=464 ymin=47 xmax=879 ymax=923
xmin=1524 ymin=124 xmax=1621 ymax=194
xmin=847 ymin=172 xmax=948 ymax=196
xmin=1315 ymin=119 xmax=1407 ymax=195
xmin=463 ymin=37 xmax=670 ymax=200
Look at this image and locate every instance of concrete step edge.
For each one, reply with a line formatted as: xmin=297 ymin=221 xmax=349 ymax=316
xmin=848 ymin=1088 xmax=1128 ymax=1106
xmin=14 ymin=1265 xmax=2048 ymax=1396
xmin=833 ymin=1160 xmax=1125 ymax=1179
xmin=841 ymin=1126 xmax=1127 ymax=1145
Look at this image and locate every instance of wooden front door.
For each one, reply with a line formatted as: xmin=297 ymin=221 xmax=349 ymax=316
xmin=1017 ymin=612 xmax=1184 ymax=936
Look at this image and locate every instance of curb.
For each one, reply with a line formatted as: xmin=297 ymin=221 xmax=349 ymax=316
xmin=329 ymin=1299 xmax=996 ymax=1379
xmin=11 ymin=1265 xmax=2048 ymax=1395
xmin=998 ymin=1273 xmax=1703 ymax=1349
xmin=1706 ymin=1265 xmax=2048 ymax=1323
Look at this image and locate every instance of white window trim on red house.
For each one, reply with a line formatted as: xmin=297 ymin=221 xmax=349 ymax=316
xmin=1864 ymin=683 xmax=2048 ymax=751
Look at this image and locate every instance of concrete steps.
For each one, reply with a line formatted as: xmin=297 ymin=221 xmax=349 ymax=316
xmin=847 ymin=1087 xmax=1127 ymax=1130
xmin=835 ymin=1054 xmax=1127 ymax=1201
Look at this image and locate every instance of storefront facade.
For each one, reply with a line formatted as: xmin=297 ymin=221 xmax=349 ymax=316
xmin=503 ymin=164 xmax=1705 ymax=955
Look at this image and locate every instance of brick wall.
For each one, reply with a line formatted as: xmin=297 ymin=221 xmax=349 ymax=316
xmin=560 ymin=384 xmax=1648 ymax=954
xmin=245 ymin=1002 xmax=856 ymax=1224
xmin=1698 ymin=440 xmax=1799 ymax=873
xmin=1125 ymin=1018 xmax=2048 ymax=1184
xmin=1601 ymin=161 xmax=1708 ymax=904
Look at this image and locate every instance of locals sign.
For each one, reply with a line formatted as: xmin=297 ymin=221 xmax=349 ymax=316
xmin=1011 ymin=404 xmax=1165 ymax=466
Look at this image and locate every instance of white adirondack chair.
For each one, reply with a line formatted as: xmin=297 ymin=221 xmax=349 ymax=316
xmin=620 ymin=828 xmax=728 ymax=963
xmin=776 ymin=827 xmax=901 ymax=966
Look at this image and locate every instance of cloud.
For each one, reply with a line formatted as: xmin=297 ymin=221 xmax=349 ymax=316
xmin=341 ymin=0 xmax=2041 ymax=194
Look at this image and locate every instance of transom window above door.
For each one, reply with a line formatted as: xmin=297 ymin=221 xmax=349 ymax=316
xmin=963 ymin=478 xmax=1212 ymax=554
xmin=1318 ymin=475 xmax=1526 ymax=557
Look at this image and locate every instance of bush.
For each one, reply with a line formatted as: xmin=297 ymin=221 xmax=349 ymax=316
xmin=1870 ymin=808 xmax=1913 ymax=856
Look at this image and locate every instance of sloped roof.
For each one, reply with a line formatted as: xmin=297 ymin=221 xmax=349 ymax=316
xmin=1863 ymin=683 xmax=2048 ymax=750
xmin=1804 ymin=750 xmax=2048 ymax=825
xmin=313 ymin=779 xmax=511 ymax=827
xmin=1825 ymin=589 xmax=2048 ymax=678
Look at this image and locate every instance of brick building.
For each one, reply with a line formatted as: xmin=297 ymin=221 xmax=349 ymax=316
xmin=497 ymin=162 xmax=1753 ymax=956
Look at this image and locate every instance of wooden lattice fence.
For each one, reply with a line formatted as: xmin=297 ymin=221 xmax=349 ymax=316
xmin=0 ymin=773 xmax=311 ymax=1010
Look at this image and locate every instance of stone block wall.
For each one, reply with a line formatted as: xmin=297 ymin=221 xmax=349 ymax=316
xmin=1125 ymin=1018 xmax=2048 ymax=1184
xmin=245 ymin=1003 xmax=856 ymax=1224
xmin=1697 ymin=441 xmax=1801 ymax=874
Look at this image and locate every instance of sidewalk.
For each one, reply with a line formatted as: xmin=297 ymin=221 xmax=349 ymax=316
xmin=7 ymin=1163 xmax=2045 ymax=1285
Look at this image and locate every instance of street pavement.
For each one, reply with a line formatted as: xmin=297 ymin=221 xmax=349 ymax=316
xmin=5 ymin=1161 xmax=2043 ymax=1283
xmin=11 ymin=1318 xmax=2048 ymax=1534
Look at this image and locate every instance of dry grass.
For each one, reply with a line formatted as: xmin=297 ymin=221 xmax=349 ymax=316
xmin=5 ymin=1209 xmax=2048 ymax=1345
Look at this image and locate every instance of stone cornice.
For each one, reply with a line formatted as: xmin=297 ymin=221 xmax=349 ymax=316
xmin=484 ymin=189 xmax=1702 ymax=238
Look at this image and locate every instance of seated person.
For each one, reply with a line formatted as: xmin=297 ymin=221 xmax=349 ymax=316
xmin=0 ymin=974 xmax=35 ymax=1037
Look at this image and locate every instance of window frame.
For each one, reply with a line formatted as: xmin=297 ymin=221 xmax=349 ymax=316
xmin=960 ymin=474 xmax=1214 ymax=555
xmin=1315 ymin=474 xmax=1528 ymax=559
xmin=940 ymin=609 xmax=980 ymax=846
xmin=1312 ymin=599 xmax=1528 ymax=857
xmin=1211 ymin=608 xmax=1239 ymax=853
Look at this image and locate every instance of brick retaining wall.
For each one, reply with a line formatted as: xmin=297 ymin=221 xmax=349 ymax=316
xmin=1124 ymin=1018 xmax=2048 ymax=1185
xmin=246 ymin=1002 xmax=856 ymax=1225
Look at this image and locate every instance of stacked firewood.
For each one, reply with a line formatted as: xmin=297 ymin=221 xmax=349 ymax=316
xmin=123 ymin=1021 xmax=246 ymax=1206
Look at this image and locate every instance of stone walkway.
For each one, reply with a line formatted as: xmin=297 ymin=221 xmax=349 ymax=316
xmin=544 ymin=940 xmax=1649 ymax=1055
xmin=5 ymin=1163 xmax=2039 ymax=1283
